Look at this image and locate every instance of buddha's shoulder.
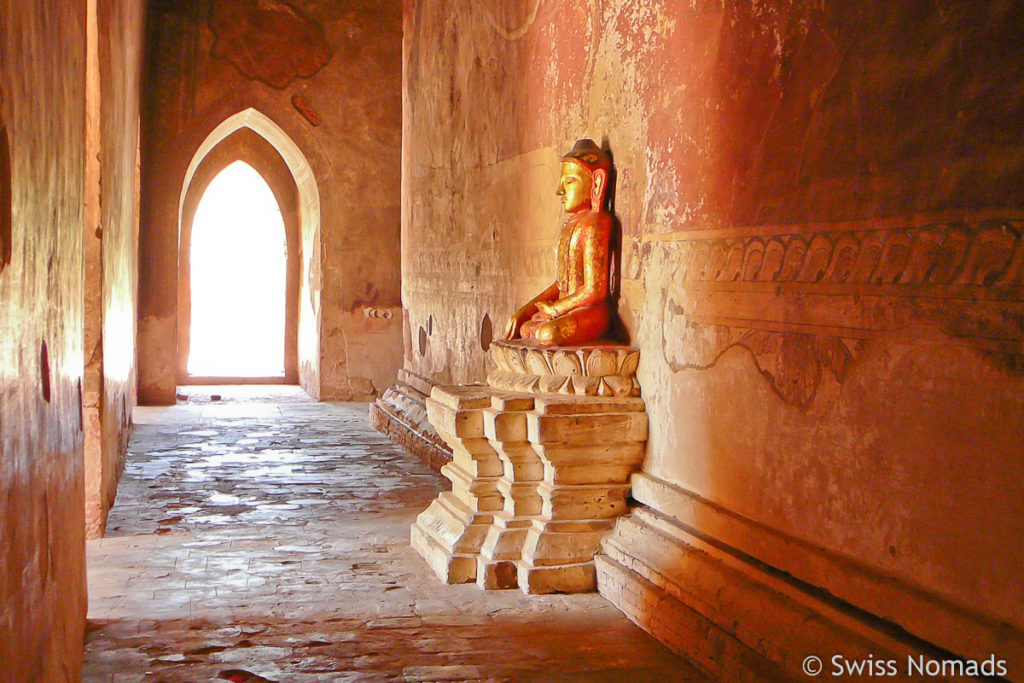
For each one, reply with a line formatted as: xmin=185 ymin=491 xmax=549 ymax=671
xmin=572 ymin=210 xmax=613 ymax=231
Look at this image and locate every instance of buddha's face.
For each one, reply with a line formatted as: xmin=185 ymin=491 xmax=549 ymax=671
xmin=556 ymin=161 xmax=592 ymax=213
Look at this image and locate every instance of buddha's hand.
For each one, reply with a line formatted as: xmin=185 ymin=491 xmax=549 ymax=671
xmin=535 ymin=301 xmax=557 ymax=317
xmin=504 ymin=306 xmax=531 ymax=339
xmin=503 ymin=314 xmax=519 ymax=340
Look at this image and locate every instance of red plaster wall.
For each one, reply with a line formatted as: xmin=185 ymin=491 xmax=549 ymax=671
xmin=83 ymin=0 xmax=144 ymax=538
xmin=97 ymin=0 xmax=144 ymax=536
xmin=0 ymin=2 xmax=89 ymax=679
xmin=138 ymin=0 xmax=403 ymax=403
xmin=401 ymin=0 xmax=1024 ymax=666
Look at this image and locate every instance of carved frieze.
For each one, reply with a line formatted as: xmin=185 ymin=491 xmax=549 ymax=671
xmin=666 ymin=220 xmax=1023 ymax=288
xmin=649 ymin=219 xmax=1024 ymax=408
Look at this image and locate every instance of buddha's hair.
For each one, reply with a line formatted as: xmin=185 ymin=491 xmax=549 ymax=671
xmin=561 ymin=139 xmax=611 ymax=172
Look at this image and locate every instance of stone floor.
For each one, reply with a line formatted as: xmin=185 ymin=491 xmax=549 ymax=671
xmin=84 ymin=386 xmax=708 ymax=682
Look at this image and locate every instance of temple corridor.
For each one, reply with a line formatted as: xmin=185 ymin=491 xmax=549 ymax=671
xmin=82 ymin=387 xmax=705 ymax=682
xmin=5 ymin=2 xmax=1024 ymax=679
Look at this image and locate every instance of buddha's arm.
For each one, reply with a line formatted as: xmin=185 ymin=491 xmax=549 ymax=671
xmin=540 ymin=220 xmax=610 ymax=317
xmin=503 ymin=281 xmax=559 ymax=339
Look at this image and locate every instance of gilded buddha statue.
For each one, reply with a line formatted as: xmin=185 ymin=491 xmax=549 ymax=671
xmin=503 ymin=139 xmax=615 ymax=347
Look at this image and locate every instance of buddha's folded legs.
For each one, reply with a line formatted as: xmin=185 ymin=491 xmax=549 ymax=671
xmin=521 ymin=302 xmax=610 ymax=347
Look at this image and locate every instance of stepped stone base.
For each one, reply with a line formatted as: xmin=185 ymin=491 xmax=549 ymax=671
xmin=411 ymin=493 xmax=492 ymax=584
xmin=411 ymin=340 xmax=648 ymax=594
xmin=476 ymin=515 xmax=532 ymax=590
xmin=409 ymin=384 xmax=502 ymax=584
xmin=518 ymin=560 xmax=597 ymax=595
xmin=370 ymin=369 xmax=452 ymax=472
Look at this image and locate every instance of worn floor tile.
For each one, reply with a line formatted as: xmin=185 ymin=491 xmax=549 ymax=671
xmin=84 ymin=386 xmax=708 ymax=682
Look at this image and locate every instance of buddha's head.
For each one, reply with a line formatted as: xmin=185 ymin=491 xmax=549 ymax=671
xmin=557 ymin=139 xmax=611 ymax=213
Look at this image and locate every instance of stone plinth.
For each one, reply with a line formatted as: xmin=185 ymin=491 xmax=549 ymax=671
xmin=476 ymin=393 xmax=541 ymax=589
xmin=517 ymin=395 xmax=646 ymax=593
xmin=412 ymin=340 xmax=647 ymax=594
xmin=410 ymin=384 xmax=502 ymax=584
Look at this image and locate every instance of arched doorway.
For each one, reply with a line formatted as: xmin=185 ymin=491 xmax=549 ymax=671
xmin=177 ymin=109 xmax=321 ymax=394
xmin=187 ymin=161 xmax=287 ymax=378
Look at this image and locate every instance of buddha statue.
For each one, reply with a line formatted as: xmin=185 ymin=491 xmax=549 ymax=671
xmin=503 ymin=139 xmax=615 ymax=347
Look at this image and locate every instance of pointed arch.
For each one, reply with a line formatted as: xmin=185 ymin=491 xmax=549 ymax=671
xmin=177 ymin=108 xmax=321 ymax=396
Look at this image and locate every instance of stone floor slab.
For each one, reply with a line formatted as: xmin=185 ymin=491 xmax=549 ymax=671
xmin=84 ymin=385 xmax=708 ymax=682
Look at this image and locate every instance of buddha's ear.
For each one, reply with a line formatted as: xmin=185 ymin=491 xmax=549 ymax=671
xmin=590 ymin=168 xmax=608 ymax=208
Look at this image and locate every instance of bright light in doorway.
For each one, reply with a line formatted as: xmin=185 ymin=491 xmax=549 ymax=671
xmin=188 ymin=161 xmax=286 ymax=377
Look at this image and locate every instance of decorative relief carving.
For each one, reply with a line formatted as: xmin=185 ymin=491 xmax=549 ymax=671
xmin=670 ymin=220 xmax=1023 ymax=287
xmin=660 ymin=220 xmax=1024 ymax=408
xmin=488 ymin=339 xmax=641 ymax=397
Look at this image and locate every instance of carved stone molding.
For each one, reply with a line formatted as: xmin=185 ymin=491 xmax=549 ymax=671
xmin=664 ymin=219 xmax=1024 ymax=289
xmin=487 ymin=339 xmax=641 ymax=397
xmin=653 ymin=218 xmax=1024 ymax=408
